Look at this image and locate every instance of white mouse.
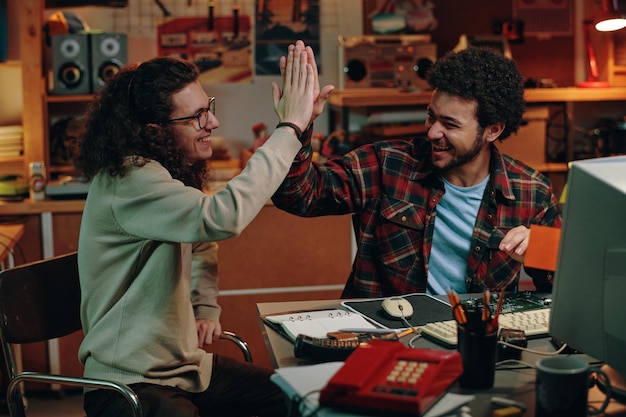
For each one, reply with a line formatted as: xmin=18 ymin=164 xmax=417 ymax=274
xmin=381 ymin=297 xmax=414 ymax=319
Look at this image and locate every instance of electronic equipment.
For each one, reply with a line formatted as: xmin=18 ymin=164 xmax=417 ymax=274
xmin=293 ymin=331 xmax=403 ymax=363
xmin=549 ymin=155 xmax=626 ymax=399
xmin=420 ymin=307 xmax=551 ymax=348
xmin=89 ymin=32 xmax=127 ymax=92
xmin=338 ymin=35 xmax=437 ymax=91
xmin=294 ymin=334 xmax=368 ymax=362
xmin=453 ymin=34 xmax=512 ymax=58
xmin=342 ymin=293 xmax=453 ymax=330
xmin=45 ymin=176 xmax=91 ymax=199
xmin=51 ymin=32 xmax=127 ymax=94
xmin=51 ymin=33 xmax=91 ymax=95
xmin=381 ymin=297 xmax=414 ymax=319
xmin=319 ymin=340 xmax=462 ymax=415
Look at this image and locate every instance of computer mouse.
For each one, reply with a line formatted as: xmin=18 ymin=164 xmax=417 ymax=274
xmin=381 ymin=297 xmax=413 ymax=320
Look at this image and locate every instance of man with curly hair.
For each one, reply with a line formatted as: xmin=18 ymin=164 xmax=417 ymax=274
xmin=272 ymin=46 xmax=562 ymax=298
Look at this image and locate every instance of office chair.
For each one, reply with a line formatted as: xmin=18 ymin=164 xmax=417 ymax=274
xmin=0 ymin=252 xmax=252 ymax=417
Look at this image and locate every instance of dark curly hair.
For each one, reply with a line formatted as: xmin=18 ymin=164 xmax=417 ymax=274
xmin=75 ymin=56 xmax=208 ymax=189
xmin=427 ymin=47 xmax=525 ymax=141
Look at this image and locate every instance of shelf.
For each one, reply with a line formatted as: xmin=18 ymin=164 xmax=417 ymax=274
xmin=328 ymin=87 xmax=626 ymax=108
xmin=527 ymin=163 xmax=569 ymax=173
xmin=46 ymin=94 xmax=94 ymax=104
xmin=0 ymin=156 xmax=23 ymax=163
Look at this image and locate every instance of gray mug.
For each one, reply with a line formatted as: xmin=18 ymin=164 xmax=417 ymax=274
xmin=535 ymin=356 xmax=612 ymax=417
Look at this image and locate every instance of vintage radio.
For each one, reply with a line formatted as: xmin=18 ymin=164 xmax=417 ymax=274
xmin=338 ymin=35 xmax=437 ymax=91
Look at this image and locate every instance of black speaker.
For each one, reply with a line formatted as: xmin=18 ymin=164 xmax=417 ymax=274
xmin=51 ymin=33 xmax=91 ymax=95
xmin=89 ymin=32 xmax=127 ymax=92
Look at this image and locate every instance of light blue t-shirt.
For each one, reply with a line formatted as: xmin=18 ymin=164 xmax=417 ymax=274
xmin=427 ymin=175 xmax=489 ymax=295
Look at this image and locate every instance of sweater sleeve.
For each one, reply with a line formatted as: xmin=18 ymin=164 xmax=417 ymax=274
xmin=191 ymin=241 xmax=221 ymax=321
xmin=110 ymin=128 xmax=302 ymax=243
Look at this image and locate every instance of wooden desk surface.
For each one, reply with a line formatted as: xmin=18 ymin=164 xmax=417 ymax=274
xmin=0 ymin=223 xmax=25 ymax=265
xmin=257 ymin=299 xmax=626 ymax=417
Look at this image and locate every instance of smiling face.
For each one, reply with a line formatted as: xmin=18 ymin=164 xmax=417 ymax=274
xmin=425 ymin=90 xmax=503 ymax=186
xmin=168 ymin=80 xmax=219 ymax=163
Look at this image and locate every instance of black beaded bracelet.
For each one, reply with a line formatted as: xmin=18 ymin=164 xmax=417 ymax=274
xmin=276 ymin=122 xmax=303 ymax=139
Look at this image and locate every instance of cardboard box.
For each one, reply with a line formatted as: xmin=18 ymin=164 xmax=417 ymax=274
xmin=497 ymin=106 xmax=549 ymax=169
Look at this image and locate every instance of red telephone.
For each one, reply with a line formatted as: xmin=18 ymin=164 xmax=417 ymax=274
xmin=319 ymin=340 xmax=463 ymax=415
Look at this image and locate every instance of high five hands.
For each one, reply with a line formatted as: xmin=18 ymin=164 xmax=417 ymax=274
xmin=277 ymin=40 xmax=335 ymax=129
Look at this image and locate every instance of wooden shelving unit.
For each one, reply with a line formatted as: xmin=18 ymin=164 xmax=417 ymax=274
xmin=328 ymin=87 xmax=626 ymax=172
xmin=328 ymin=86 xmax=626 ymax=108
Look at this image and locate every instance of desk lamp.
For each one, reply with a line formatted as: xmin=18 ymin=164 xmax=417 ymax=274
xmin=577 ymin=0 xmax=626 ymax=88
xmin=595 ymin=0 xmax=626 ymax=31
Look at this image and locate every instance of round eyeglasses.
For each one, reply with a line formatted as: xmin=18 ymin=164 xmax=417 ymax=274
xmin=167 ymin=97 xmax=215 ymax=129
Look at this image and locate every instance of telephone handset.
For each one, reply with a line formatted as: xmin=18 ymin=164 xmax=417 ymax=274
xmin=294 ymin=331 xmax=399 ymax=362
xmin=319 ymin=340 xmax=463 ymax=415
xmin=294 ymin=334 xmax=369 ymax=362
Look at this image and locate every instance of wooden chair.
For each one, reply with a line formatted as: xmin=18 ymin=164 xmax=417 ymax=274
xmin=0 ymin=252 xmax=251 ymax=417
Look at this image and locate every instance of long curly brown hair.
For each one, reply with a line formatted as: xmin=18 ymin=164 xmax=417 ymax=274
xmin=75 ymin=56 xmax=208 ymax=189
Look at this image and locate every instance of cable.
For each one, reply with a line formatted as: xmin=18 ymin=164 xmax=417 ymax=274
xmin=497 ymin=339 xmax=570 ymax=356
xmin=398 ymin=303 xmax=422 ymax=348
xmin=291 ymin=389 xmax=328 ymax=417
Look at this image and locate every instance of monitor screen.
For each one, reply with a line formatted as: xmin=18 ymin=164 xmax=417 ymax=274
xmin=550 ymin=155 xmax=626 ymax=377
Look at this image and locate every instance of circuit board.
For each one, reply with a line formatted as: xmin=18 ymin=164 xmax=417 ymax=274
xmin=464 ymin=291 xmax=551 ymax=314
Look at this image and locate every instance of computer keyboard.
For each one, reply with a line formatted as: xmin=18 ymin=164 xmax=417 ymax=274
xmin=420 ymin=308 xmax=551 ymax=348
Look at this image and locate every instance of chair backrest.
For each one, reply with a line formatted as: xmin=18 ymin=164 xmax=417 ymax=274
xmin=0 ymin=251 xmax=81 ymax=381
xmin=0 ymin=252 xmax=144 ymax=417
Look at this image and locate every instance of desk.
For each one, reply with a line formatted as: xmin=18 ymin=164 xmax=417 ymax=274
xmin=258 ymin=299 xmax=626 ymax=417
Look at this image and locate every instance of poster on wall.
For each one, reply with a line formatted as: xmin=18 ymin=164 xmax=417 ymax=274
xmin=363 ymin=0 xmax=437 ymax=35
xmin=255 ymin=0 xmax=320 ymax=75
xmin=156 ymin=2 xmax=253 ymax=84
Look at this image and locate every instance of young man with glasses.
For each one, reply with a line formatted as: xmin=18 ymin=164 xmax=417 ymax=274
xmin=74 ymin=42 xmax=329 ymax=417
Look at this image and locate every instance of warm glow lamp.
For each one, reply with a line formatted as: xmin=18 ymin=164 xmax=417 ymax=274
xmin=577 ymin=0 xmax=626 ymax=88
xmin=595 ymin=0 xmax=626 ymax=32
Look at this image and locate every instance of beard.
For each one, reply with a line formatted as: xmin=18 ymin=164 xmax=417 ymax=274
xmin=436 ymin=126 xmax=485 ymax=172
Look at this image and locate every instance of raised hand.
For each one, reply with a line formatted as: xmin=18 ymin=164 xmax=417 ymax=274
xmin=279 ymin=40 xmax=335 ymax=128
xmin=272 ymin=41 xmax=315 ymax=135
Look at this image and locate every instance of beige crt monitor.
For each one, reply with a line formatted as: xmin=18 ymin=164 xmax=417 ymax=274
xmin=550 ymin=155 xmax=626 ymax=392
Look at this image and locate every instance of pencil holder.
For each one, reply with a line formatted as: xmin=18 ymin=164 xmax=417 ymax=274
xmin=457 ymin=324 xmax=497 ymax=389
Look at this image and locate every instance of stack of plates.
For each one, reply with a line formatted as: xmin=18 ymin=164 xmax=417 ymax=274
xmin=0 ymin=125 xmax=23 ymax=158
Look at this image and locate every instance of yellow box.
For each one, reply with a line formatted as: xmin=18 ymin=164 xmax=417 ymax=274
xmin=496 ymin=106 xmax=550 ymax=170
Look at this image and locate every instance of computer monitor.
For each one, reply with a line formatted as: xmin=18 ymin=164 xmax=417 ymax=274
xmin=550 ymin=155 xmax=626 ymax=393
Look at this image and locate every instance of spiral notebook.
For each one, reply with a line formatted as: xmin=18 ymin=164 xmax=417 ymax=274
xmin=262 ymin=309 xmax=378 ymax=342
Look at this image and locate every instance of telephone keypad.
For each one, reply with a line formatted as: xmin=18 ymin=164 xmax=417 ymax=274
xmin=387 ymin=359 xmax=428 ymax=385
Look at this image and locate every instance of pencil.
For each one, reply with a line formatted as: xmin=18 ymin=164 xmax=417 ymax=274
xmin=448 ymin=289 xmax=467 ymax=324
xmin=482 ymin=289 xmax=491 ymax=321
xmin=397 ymin=328 xmax=417 ymax=338
xmin=490 ymin=289 xmax=505 ymax=330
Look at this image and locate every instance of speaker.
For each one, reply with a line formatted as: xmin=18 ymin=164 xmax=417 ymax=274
xmin=89 ymin=32 xmax=127 ymax=92
xmin=51 ymin=33 xmax=91 ymax=95
xmin=338 ymin=35 xmax=437 ymax=92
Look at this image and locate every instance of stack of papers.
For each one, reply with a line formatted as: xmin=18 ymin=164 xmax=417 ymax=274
xmin=0 ymin=125 xmax=23 ymax=158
